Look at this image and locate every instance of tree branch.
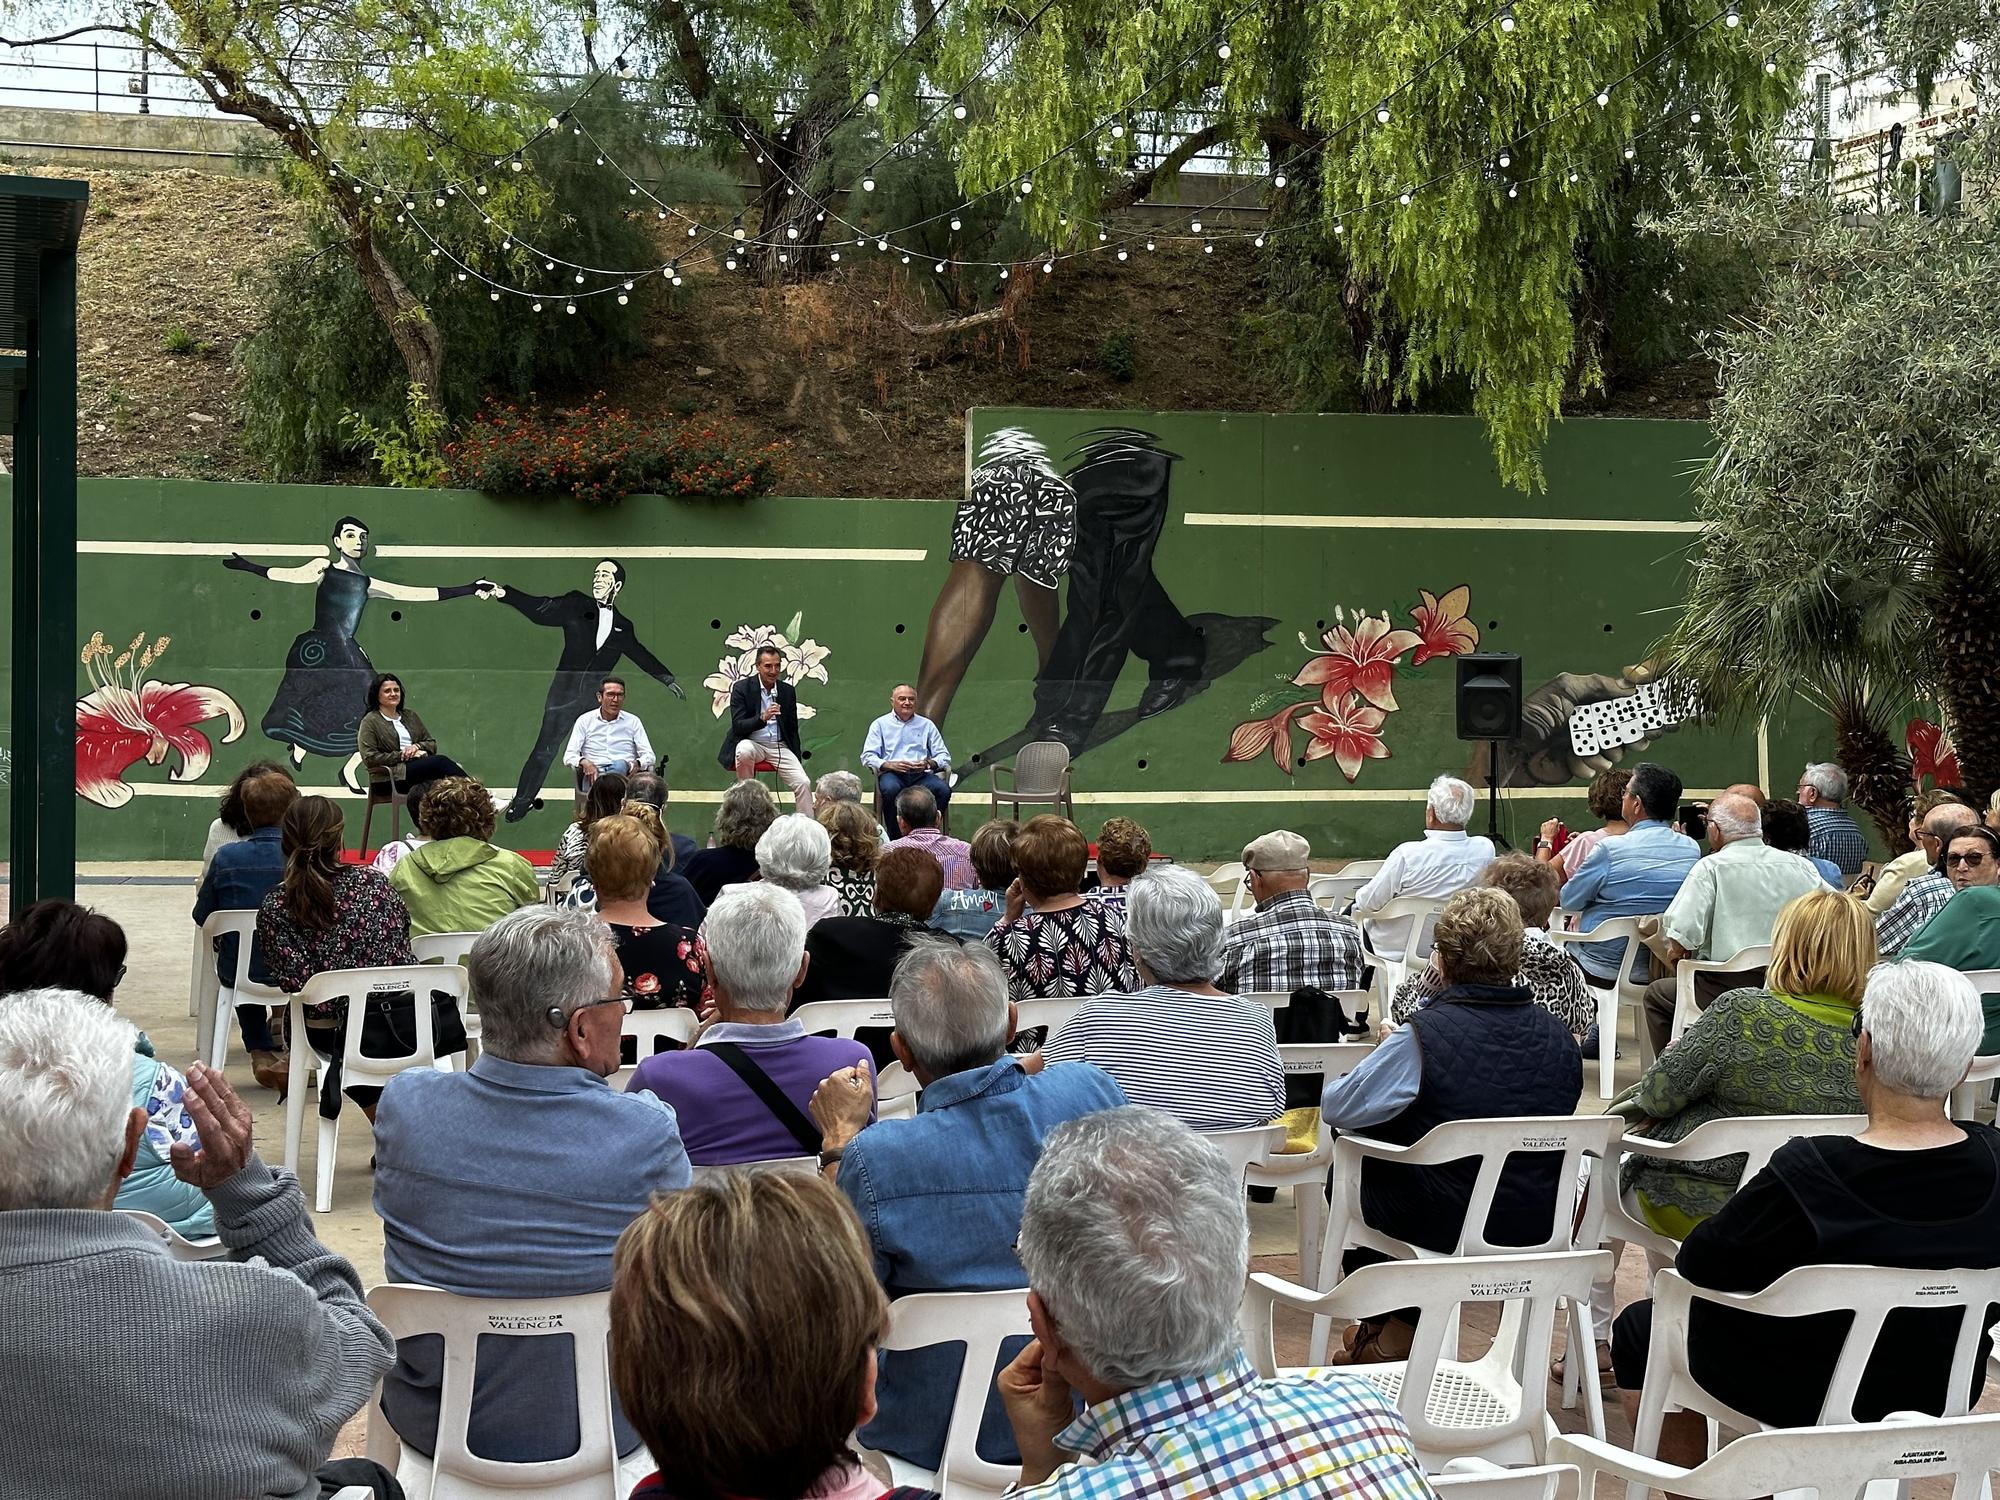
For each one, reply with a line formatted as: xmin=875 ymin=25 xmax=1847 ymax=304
xmin=1104 ymin=119 xmax=1231 ymax=209
xmin=898 ymin=303 xmax=1011 ymax=336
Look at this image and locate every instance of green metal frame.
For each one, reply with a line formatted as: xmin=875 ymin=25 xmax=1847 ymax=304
xmin=2 ymin=177 xmax=87 ymax=905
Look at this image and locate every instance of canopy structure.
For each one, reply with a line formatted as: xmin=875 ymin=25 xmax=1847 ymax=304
xmin=1 ymin=175 xmax=87 ymax=905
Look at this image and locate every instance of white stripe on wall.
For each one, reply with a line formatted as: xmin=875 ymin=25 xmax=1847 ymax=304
xmin=1182 ymin=513 xmax=1708 ymax=534
xmin=79 ymin=542 xmax=929 ymax=562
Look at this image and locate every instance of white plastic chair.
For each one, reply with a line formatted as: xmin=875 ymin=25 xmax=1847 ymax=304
xmin=1244 ymin=1040 xmax=1377 ymax=1288
xmin=1950 ymin=970 xmax=2000 ymax=1120
xmin=1343 ymin=858 xmax=1387 ymax=879
xmin=866 ymin=1289 xmax=1031 ymax=1498
xmin=415 ymin=931 xmax=485 ymax=1057
xmin=1543 ymin=914 xmax=1659 ymax=1093
xmin=194 ymin=908 xmax=287 ymax=1071
xmin=1205 ymin=861 xmax=1251 ymax=921
xmin=282 ymin=965 xmax=470 ymax=1213
xmin=365 ymin=1283 xmax=621 ymax=1500
xmin=1198 ymin=1123 xmax=1287 ymax=1184
xmin=613 ymin=1007 xmax=700 ymax=1090
xmin=1239 ymin=989 xmax=1296 ymax=1016
xmin=119 ymin=1207 xmax=227 ymax=1261
xmin=1310 ymin=873 xmax=1369 ymax=913
xmin=1553 ymin=1411 xmax=2000 ymax=1500
xmin=1244 ymin=1248 xmax=1611 ymax=1469
xmin=1430 ymin=1460 xmax=1578 ymax=1500
xmin=1633 ymin=1263 xmax=2000 ymax=1464
xmin=688 ymin=1155 xmax=819 ymax=1185
xmin=789 ymin=997 xmax=896 ymax=1038
xmin=1670 ymin=944 xmax=1772 ymax=1046
xmin=1358 ymin=895 xmax=1449 ymax=991
xmin=874 ymin=1058 xmax=921 ymax=1120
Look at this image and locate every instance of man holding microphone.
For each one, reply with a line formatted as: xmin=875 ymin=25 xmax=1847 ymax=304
xmin=719 ymin=644 xmax=811 ymax=814
xmin=860 ymin=684 xmax=954 ymax=830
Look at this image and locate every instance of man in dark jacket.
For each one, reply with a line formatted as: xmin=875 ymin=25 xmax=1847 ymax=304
xmin=718 ymin=644 xmax=810 ymax=814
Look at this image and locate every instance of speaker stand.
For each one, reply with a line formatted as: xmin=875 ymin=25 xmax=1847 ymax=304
xmin=1483 ymin=739 xmax=1511 ymax=851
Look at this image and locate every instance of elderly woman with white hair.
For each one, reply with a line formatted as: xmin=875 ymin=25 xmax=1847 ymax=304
xmin=1611 ymin=960 xmax=2000 ymax=1466
xmin=755 ymin=813 xmax=840 ymax=926
xmin=1036 ymin=864 xmax=1284 ymax=1130
xmin=1352 ymin=772 xmax=1496 ymax=960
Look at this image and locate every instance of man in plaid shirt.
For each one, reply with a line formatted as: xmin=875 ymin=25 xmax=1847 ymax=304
xmin=1797 ymin=762 xmax=1872 ymax=883
xmin=1876 ymin=803 xmax=1977 ymax=957
xmin=997 ymin=1108 xmax=1433 ymax=1500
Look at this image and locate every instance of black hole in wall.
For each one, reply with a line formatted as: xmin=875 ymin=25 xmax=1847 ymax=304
xmin=1137 ymin=757 xmax=1149 ymax=770
xmin=390 ymin=610 xmax=403 ymax=622
xmin=894 ymin=623 xmax=906 ymax=634
xmin=801 ymin=749 xmax=813 ymax=761
xmin=1486 ymin=620 xmax=1499 ymax=630
xmin=1017 ymin=622 xmax=1029 ymax=633
xmin=970 ymin=753 xmax=983 ymax=765
xmin=1602 ymin=623 xmax=1614 ymax=633
xmin=710 ymin=618 xmax=722 ymax=630
xmin=1195 ymin=625 xmax=1207 ymax=636
xmin=249 ymin=609 xmax=262 ymax=621
xmin=1316 ymin=620 xmax=1326 ymax=631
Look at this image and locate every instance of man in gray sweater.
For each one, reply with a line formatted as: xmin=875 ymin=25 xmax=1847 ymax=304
xmin=0 ymin=988 xmax=400 ymax=1499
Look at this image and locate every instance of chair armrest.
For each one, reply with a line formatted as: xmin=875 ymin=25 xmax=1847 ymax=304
xmin=1547 ymin=1432 xmax=1690 ymax=1488
xmin=991 ymin=764 xmax=1016 ymax=792
xmin=1330 ymin=1130 xmax=1417 ymax=1161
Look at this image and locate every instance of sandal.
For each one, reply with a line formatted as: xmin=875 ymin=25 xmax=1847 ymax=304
xmin=1329 ymin=1316 xmax=1416 ymax=1366
xmin=1549 ymin=1340 xmax=1614 ymax=1383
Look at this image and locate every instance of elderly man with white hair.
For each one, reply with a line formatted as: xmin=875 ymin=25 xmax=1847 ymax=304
xmin=995 ymin=1107 xmax=1433 ymax=1497
xmin=373 ymin=905 xmax=690 ymax=1479
xmin=0 ymin=990 xmax=398 ymax=1499
xmin=755 ymin=812 xmax=841 ymax=924
xmin=814 ymin=768 xmax=890 ymax=843
xmin=1796 ymin=760 xmax=1870 ymax=882
xmin=1035 ymin=864 xmax=1283 ymax=1130
xmin=627 ymin=882 xmax=874 ymax=1163
xmin=1352 ymin=773 xmax=1496 ymax=960
xmin=805 ymin=935 xmax=1126 ymax=1476
xmin=1640 ymin=789 xmax=1830 ymax=1055
xmin=1612 ymin=960 xmax=2000 ymax=1467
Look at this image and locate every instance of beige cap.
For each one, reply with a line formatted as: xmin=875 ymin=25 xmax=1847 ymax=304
xmin=1242 ymin=830 xmax=1311 ymax=872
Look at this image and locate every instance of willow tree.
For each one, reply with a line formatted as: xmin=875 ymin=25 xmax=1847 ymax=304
xmin=845 ymin=0 xmax=1799 ymax=488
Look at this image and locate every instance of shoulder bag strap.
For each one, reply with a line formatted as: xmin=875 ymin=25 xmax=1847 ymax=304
xmin=705 ymin=1041 xmax=823 ymax=1154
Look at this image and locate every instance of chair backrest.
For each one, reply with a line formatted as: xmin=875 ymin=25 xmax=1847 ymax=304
xmin=1627 ymin=1112 xmax=1869 ymax=1188
xmin=1369 ymin=895 xmax=1449 ymax=959
xmin=1010 ymin=741 xmax=1071 ymax=797
xmin=1560 ymin=1412 xmax=2000 ymax=1500
xmin=1309 ymin=874 xmax=1368 ymax=912
xmin=1672 ymin=944 xmax=1774 ymax=1044
xmin=1278 ymin=1041 xmax=1378 ymax=1091
xmin=1199 ymin=1124 xmax=1288 ymax=1183
xmin=615 ymin=1007 xmax=701 ymax=1087
xmin=1431 ymin=1460 xmax=1579 ymax=1500
xmin=1342 ymin=858 xmax=1387 ymax=879
xmin=877 ymin=1289 xmax=1031 ymax=1495
xmin=689 ymin=1155 xmax=820 ymax=1185
xmin=1649 ymin=1263 xmax=2000 ymax=1430
xmin=1239 ymin=990 xmax=1294 ymax=1014
xmin=1246 ymin=1249 xmax=1610 ymax=1462
xmin=298 ymin=964 xmax=468 ymax=1083
xmin=413 ymin=930 xmax=484 ymax=968
xmin=1205 ymin=861 xmax=1251 ymax=917
xmin=1543 ymin=915 xmax=1656 ymax=996
xmin=1014 ymin=995 xmax=1087 ymax=1040
xmin=118 ymin=1208 xmax=226 ymax=1261
xmin=365 ymin=1283 xmax=619 ymax=1499
xmin=790 ymin=997 xmax=896 ymax=1039
xmin=875 ymin=1058 xmax=921 ymax=1119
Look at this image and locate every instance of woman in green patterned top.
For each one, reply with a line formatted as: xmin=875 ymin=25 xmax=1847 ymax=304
xmin=1619 ymin=889 xmax=1873 ymax=1239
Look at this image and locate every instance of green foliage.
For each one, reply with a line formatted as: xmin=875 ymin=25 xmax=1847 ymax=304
xmin=1097 ymin=328 xmax=1137 ymax=382
xmin=342 ymin=384 xmax=450 ymax=488
xmin=159 ymin=326 xmax=214 ymax=357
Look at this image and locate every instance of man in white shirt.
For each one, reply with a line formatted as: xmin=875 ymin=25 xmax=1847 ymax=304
xmin=1351 ymin=775 xmax=1495 ymax=960
xmin=860 ymin=684 xmax=954 ymax=828
xmin=563 ymin=675 xmax=655 ymax=809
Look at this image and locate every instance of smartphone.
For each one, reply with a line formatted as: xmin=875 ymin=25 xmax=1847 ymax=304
xmin=1678 ymin=801 xmax=1709 ymax=842
xmin=1550 ymin=821 xmax=1570 ymax=856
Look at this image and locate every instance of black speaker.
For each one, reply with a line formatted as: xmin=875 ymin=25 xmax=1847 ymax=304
xmin=1455 ymin=652 xmax=1523 ymax=741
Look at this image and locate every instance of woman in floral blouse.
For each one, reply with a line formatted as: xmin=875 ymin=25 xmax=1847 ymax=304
xmin=985 ymin=815 xmax=1138 ymax=1001
xmin=587 ymin=813 xmax=706 ymax=1010
xmin=816 ymin=799 xmax=880 ymax=918
xmin=257 ymin=795 xmax=466 ymax=1120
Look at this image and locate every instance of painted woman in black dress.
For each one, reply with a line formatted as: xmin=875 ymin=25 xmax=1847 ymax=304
xmin=224 ymin=516 xmax=480 ymax=791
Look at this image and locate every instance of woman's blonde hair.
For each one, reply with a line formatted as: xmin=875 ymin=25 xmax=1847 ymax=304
xmin=1431 ymin=886 xmax=1524 ymax=987
xmin=586 ymin=814 xmax=662 ymax=904
xmin=1766 ymin=889 xmax=1877 ymax=1007
xmin=611 ymin=1170 xmax=886 ymax=1499
xmin=816 ymin=798 xmax=880 ymax=873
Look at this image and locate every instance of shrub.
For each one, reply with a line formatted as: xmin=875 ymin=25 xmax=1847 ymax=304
xmin=161 ymin=327 xmax=212 ymax=356
xmin=444 ymin=395 xmax=787 ymax=506
xmin=342 ymin=383 xmax=449 ymax=488
xmin=1098 ymin=328 xmax=1137 ymax=382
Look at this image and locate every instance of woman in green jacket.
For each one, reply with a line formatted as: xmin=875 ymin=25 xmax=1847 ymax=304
xmin=356 ymin=673 xmax=465 ymax=792
xmin=390 ymin=775 xmax=540 ymax=937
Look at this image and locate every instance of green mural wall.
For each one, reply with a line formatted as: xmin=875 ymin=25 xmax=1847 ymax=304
xmin=37 ymin=410 xmax=1835 ymax=863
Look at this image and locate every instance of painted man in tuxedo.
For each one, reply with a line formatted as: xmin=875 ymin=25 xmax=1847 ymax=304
xmin=480 ymin=559 xmax=684 ymax=821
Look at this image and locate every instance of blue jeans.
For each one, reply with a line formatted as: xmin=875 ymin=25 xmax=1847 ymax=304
xmin=575 ymin=759 xmax=633 ymax=799
xmin=878 ymin=769 xmax=951 ymax=826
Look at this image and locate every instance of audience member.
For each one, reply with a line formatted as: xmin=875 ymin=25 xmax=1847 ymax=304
xmin=588 ymin=814 xmax=704 ymax=1008
xmin=1559 ymin=761 xmax=1701 ymax=986
xmin=1876 ymin=802 xmax=1979 ymax=956
xmin=389 ymin=774 xmax=540 ymax=938
xmin=1902 ymin=825 xmax=2000 ymax=1052
xmin=191 ymin=765 xmax=299 ymax=1089
xmin=0 ymin=905 xmax=211 ymax=1239
xmin=1724 ymin=782 xmax=1771 ymax=809
xmin=1990 ymin=789 xmax=2000 ymax=832
xmin=1640 ymin=791 xmax=1829 ymax=1056
xmin=623 ymin=769 xmax=701 ymax=869
xmin=1611 ymin=961 xmax=2000 ymax=1465
xmin=860 ymin=682 xmax=954 ymax=828
xmin=621 ymin=799 xmax=708 ymax=929
xmin=1389 ymin=853 xmax=1594 ymax=1039
xmin=259 ymin=795 xmax=467 ymax=1123
xmin=1765 ymin=798 xmax=1845 ymax=885
xmin=758 ymin=813 xmax=842 ymax=925
xmin=1797 ymin=761 xmax=1871 ymax=882
xmin=549 ymin=769 xmax=629 ymax=887
xmin=1322 ymin=887 xmax=1583 ymax=1363
xmin=1038 ymin=865 xmax=1284 ymax=1130
xmin=357 ymin=672 xmax=467 ymax=792
xmin=815 ymin=768 xmax=890 ymax=844
xmin=885 ymin=784 xmax=975 ymax=890
xmin=369 ymin=778 xmax=433 ymax=877
xmin=1535 ymin=768 xmax=1631 ymax=880
xmin=933 ymin=818 xmax=1018 ymax=940
xmin=611 ymin=1171 xmax=940 ymax=1500
xmin=986 ymin=815 xmax=1139 ymax=1002
xmin=818 ymin=798 xmax=882 ymax=917
xmin=995 ymin=1107 xmax=1431 ymax=1496
xmin=201 ymin=758 xmax=293 ymax=880
xmin=374 ymin=908 xmax=688 ymax=1478
xmin=683 ymin=779 xmax=778 ymax=906
xmin=1353 ymin=774 xmax=1495 ymax=959
xmin=0 ymin=993 xmax=397 ymax=1499
xmin=1864 ymin=789 xmax=1965 ymax=914
xmin=1086 ymin=818 xmax=1151 ymax=910
xmin=806 ymin=937 xmax=1127 ymax=1474
xmin=797 ymin=846 xmax=949 ymax=1008
xmin=627 ymin=884 xmax=873 ymax=1164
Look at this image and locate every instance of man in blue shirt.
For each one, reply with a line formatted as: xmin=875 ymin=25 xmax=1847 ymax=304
xmin=191 ymin=767 xmax=297 ymax=1089
xmin=1797 ymin=761 xmax=1871 ymax=882
xmin=808 ymin=934 xmax=1126 ymax=1473
xmin=860 ymin=683 xmax=954 ymax=829
xmin=1557 ymin=761 xmax=1701 ymax=985
xmin=373 ymin=906 xmax=691 ymax=1476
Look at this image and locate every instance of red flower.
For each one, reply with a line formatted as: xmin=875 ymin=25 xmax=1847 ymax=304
xmin=1907 ymin=718 xmax=1962 ymax=789
xmin=1294 ymin=614 xmax=1423 ymax=712
xmin=75 ymin=632 xmax=244 ymax=808
xmin=1408 ymin=585 xmax=1480 ymax=666
xmin=1223 ymin=703 xmax=1308 ymax=774
xmin=633 ymin=972 xmax=662 ymax=996
xmin=1298 ymin=695 xmax=1392 ymax=782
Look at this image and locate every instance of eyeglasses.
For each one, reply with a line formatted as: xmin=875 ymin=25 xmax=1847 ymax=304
xmin=546 ymin=994 xmax=634 ymax=1028
xmin=1947 ymin=852 xmax=1991 ymax=868
xmin=1851 ymin=1009 xmax=1865 ymax=1038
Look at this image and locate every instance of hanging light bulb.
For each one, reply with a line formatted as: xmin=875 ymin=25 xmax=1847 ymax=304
xmin=862 ymin=176 xmax=876 ymax=191
xmin=877 ymin=239 xmax=889 ymax=251
xmin=1507 ymin=183 xmax=1519 ymax=198
xmin=1253 ymin=233 xmax=1265 ymax=247
xmin=1116 ymin=247 xmax=1128 ymax=261
xmin=456 ymin=270 xmax=467 ymax=281
xmin=433 ymin=195 xmax=445 ymax=207
xmin=1622 ymin=141 xmax=1636 ymax=159
xmin=778 ymin=252 xmax=789 ymax=264
xmin=1498 ymin=2 xmax=1516 ymax=31
xmin=830 ymin=250 xmax=840 ymax=261
xmin=951 ymin=95 xmax=967 ymax=120
xmin=1690 ymin=107 xmax=1703 ymax=123
xmin=1724 ymin=2 xmax=1740 ymax=26
xmin=1145 ymin=238 xmax=1156 ymax=251
xmin=1764 ymin=54 xmax=1778 ymax=73
xmin=548 ymin=115 xmax=563 ymax=132
xmin=532 ymin=301 xmax=543 ymax=312
xmin=1019 ymin=178 xmax=1032 ymax=195
xmin=1217 ymin=39 xmax=1231 ymax=58
xmin=1596 ymin=87 xmax=1611 ymax=106
xmin=732 ymin=218 xmax=746 ymax=240
xmin=566 ymin=301 xmax=577 ymax=315
xmin=544 ymin=260 xmax=555 ymax=270
xmin=594 ymin=155 xmax=603 ymax=165
xmin=1333 ymin=218 xmax=1345 ymax=235
xmin=1203 ymin=239 xmax=1214 ymax=254
xmin=863 ymin=88 xmax=880 ymax=108
xmin=786 ymin=226 xmax=799 ymax=240
xmin=624 ymin=280 xmax=634 ymax=291
xmin=1567 ymin=166 xmax=1579 ymax=182
xmin=476 ymin=183 xmax=488 ymax=196
xmin=1111 ymin=122 xmax=1125 ymax=139
xmin=1398 ymin=190 xmax=1412 ymax=205
xmin=1498 ymin=150 xmax=1511 ymax=167
xmin=950 ymin=216 xmax=962 ymax=231
xmin=373 ymin=193 xmax=384 ymax=204
xmin=901 ymin=254 xmax=911 ymax=264
xmin=725 ymin=255 xmax=738 ymax=270
xmin=934 ymin=260 xmax=946 ymax=272
xmin=510 ymin=157 xmax=523 ymax=171
xmin=490 ymin=290 xmax=501 ymax=301
xmin=1190 ymin=217 xmax=1202 ymax=232
xmin=575 ymin=272 xmax=585 ymax=284
xmin=999 ymin=267 xmax=1009 ymax=279
xmin=816 ymin=210 xmax=826 ymax=222
xmin=1376 ymin=100 xmax=1392 ymax=125
xmin=1274 ymin=171 xmax=1288 ymax=188
xmin=617 ymin=293 xmax=628 ymax=305
xmin=1043 ymin=259 xmax=1054 ymax=272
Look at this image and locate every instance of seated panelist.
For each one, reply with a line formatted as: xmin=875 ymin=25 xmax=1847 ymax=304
xmin=860 ymin=683 xmax=952 ymax=828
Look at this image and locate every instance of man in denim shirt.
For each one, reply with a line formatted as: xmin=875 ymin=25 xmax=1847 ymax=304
xmin=808 ymin=935 xmax=1126 ymax=1473
xmin=191 ymin=768 xmax=296 ymax=1089
xmin=1558 ymin=761 xmax=1701 ymax=985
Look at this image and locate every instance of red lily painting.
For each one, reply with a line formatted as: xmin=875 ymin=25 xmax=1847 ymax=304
xmin=1300 ymin=696 xmax=1393 ymax=780
xmin=1294 ymin=615 xmax=1423 ymax=712
xmin=1410 ymin=586 xmax=1481 ymax=666
xmin=1906 ymin=717 xmax=1961 ymax=790
xmin=76 ymin=631 xmax=245 ymax=809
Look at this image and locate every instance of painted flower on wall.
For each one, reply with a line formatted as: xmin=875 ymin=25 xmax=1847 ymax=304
xmin=704 ymin=612 xmax=829 ymax=721
xmin=1907 ymin=717 xmax=1961 ymax=789
xmin=1223 ymin=586 xmax=1476 ymax=782
xmin=76 ymin=631 xmax=245 ymax=808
